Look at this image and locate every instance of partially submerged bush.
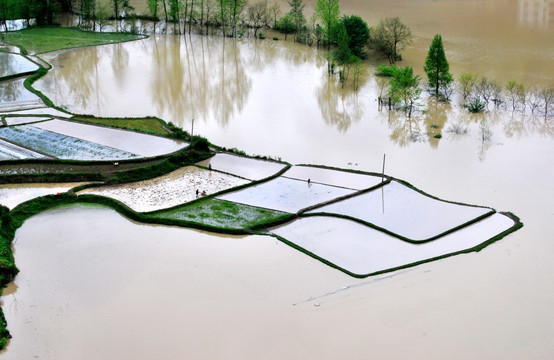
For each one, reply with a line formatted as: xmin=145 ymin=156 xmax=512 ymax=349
xmin=465 ymin=97 xmax=486 ymax=113
xmin=375 ymin=64 xmax=397 ymax=77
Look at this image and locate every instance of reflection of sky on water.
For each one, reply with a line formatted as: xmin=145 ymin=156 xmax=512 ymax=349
xmin=0 ymin=78 xmax=40 ymax=104
xmin=0 ymin=53 xmax=39 ymax=78
xmin=272 ymin=213 xmax=515 ymax=276
xmin=310 ymin=180 xmax=491 ymax=241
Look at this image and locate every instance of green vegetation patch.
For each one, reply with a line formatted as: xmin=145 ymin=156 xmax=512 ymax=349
xmin=71 ymin=116 xmax=172 ymax=137
xmin=1 ymin=27 xmax=145 ymax=54
xmin=147 ymin=198 xmax=293 ymax=231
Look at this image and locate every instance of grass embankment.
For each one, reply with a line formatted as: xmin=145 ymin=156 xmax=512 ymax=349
xmin=72 ymin=116 xmax=173 ymax=137
xmin=147 ymin=198 xmax=293 ymax=231
xmin=0 ymin=26 xmax=145 ymax=55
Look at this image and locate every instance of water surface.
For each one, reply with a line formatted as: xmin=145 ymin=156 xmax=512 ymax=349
xmin=3 ymin=0 xmax=554 ymax=358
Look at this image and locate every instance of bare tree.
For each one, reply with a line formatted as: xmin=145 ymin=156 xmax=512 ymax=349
xmin=457 ymin=73 xmax=477 ymax=103
xmin=269 ymin=1 xmax=281 ymax=28
xmin=506 ymin=80 xmax=525 ymax=111
xmin=247 ymin=1 xmax=271 ymax=38
xmin=476 ymin=76 xmax=495 ymax=105
xmin=540 ymin=87 xmax=553 ymax=116
xmin=527 ymin=87 xmax=542 ymax=114
xmin=371 ymin=17 xmax=412 ymax=64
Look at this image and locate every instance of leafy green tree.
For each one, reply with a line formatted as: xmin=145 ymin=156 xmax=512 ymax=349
xmin=458 ymin=73 xmax=477 ymax=102
xmin=333 ymin=22 xmax=351 ymax=65
xmin=371 ymin=17 xmax=411 ymax=64
xmin=147 ymin=0 xmax=159 ymax=20
xmin=314 ymin=0 xmax=339 ymax=50
xmin=276 ymin=13 xmax=295 ymax=40
xmin=389 ymin=66 xmax=421 ymax=117
xmin=287 ymin=0 xmax=305 ymax=33
xmin=112 ymin=0 xmax=134 ymax=20
xmin=424 ymin=34 xmax=453 ymax=96
xmin=341 ymin=15 xmax=369 ymax=59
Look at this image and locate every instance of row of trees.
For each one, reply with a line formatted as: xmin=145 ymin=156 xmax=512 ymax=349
xmin=376 ymin=34 xmax=553 ymax=118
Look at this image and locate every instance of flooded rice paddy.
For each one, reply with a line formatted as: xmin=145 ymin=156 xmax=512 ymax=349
xmin=0 ymin=119 xmax=188 ymax=160
xmin=283 ymin=165 xmax=383 ymax=190
xmin=1 ymin=0 xmax=554 ymax=358
xmin=0 ymin=182 xmax=87 ymax=209
xmin=198 ymin=153 xmax=288 ymax=180
xmin=310 ymin=180 xmax=493 ymax=241
xmin=32 ymin=119 xmax=187 ymax=157
xmin=217 ymin=176 xmax=355 ymax=213
xmin=271 ymin=213 xmax=515 ymax=276
xmin=0 ymin=53 xmax=39 ymax=78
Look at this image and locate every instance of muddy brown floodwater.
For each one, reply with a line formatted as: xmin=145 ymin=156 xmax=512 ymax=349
xmin=2 ymin=0 xmax=554 ymax=358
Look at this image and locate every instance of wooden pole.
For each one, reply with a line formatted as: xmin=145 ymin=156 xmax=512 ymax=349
xmin=381 ymin=153 xmax=386 ymax=182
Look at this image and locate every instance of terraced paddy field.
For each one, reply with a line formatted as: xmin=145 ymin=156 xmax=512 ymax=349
xmin=78 ymin=166 xmax=250 ymax=212
xmin=0 ymin=182 xmax=88 ymax=209
xmin=0 ymin=53 xmax=39 ymax=79
xmin=0 ymin=120 xmax=188 ymax=161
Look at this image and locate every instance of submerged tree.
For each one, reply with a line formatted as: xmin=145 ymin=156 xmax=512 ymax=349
xmin=111 ymin=0 xmax=134 ymax=20
xmin=313 ymin=0 xmax=339 ymax=50
xmin=424 ymin=34 xmax=453 ymax=97
xmin=247 ymin=0 xmax=271 ymax=38
xmin=276 ymin=13 xmax=295 ymax=40
xmin=389 ymin=66 xmax=421 ymax=117
xmin=371 ymin=17 xmax=411 ymax=64
xmin=341 ymin=15 xmax=369 ymax=59
xmin=458 ymin=73 xmax=477 ymax=103
xmin=287 ymin=0 xmax=306 ymax=36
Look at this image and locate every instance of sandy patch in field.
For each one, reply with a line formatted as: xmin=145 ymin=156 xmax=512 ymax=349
xmin=79 ymin=166 xmax=249 ymax=212
xmin=0 ymin=182 xmax=87 ymax=209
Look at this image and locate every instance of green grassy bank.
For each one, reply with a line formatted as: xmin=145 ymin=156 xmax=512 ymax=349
xmin=1 ymin=26 xmax=145 ymax=55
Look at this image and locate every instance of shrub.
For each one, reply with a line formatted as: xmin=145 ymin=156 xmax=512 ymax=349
xmin=375 ymin=64 xmax=396 ymax=77
xmin=465 ymin=97 xmax=486 ymax=113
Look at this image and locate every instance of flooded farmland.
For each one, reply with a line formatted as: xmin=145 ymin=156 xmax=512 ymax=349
xmin=1 ymin=0 xmax=554 ymax=359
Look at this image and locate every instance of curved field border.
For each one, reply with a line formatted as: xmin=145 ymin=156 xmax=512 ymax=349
xmin=270 ymin=212 xmax=523 ymax=279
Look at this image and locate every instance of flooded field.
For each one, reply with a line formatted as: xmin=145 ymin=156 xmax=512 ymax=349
xmin=0 ymin=53 xmax=39 ymax=78
xmin=1 ymin=0 xmax=553 ymax=358
xmin=198 ymin=153 xmax=288 ymax=180
xmin=218 ymin=176 xmax=355 ymax=213
xmin=32 ymin=119 xmax=187 ymax=157
xmin=272 ymin=213 xmax=515 ymax=276
xmin=79 ymin=166 xmax=249 ymax=212
xmin=310 ymin=180 xmax=493 ymax=241
xmin=0 ymin=182 xmax=87 ymax=209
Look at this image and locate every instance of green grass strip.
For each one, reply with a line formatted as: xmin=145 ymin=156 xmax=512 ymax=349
xmin=1 ymin=26 xmax=145 ymax=55
xmin=70 ymin=116 xmax=173 ymax=137
xmin=146 ymin=198 xmax=294 ymax=231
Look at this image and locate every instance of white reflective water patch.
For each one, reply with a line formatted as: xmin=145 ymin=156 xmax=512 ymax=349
xmin=271 ymin=213 xmax=515 ymax=276
xmin=309 ymin=181 xmax=491 ymax=241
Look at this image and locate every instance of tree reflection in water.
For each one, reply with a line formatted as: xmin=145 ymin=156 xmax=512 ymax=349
xmin=316 ymin=72 xmax=365 ymax=132
xmin=151 ymin=35 xmax=251 ymax=128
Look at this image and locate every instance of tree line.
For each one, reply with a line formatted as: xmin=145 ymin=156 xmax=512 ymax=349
xmin=3 ymin=0 xmax=551 ymax=117
xmin=375 ymin=34 xmax=553 ymax=118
